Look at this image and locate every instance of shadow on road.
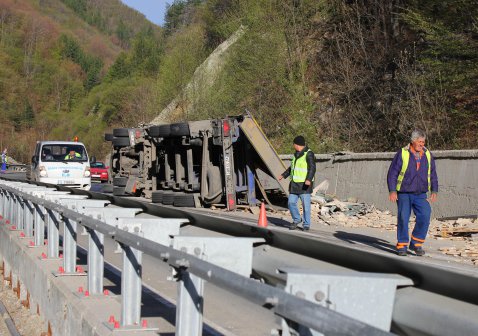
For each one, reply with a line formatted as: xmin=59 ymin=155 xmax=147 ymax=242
xmin=333 ymin=230 xmax=396 ymax=254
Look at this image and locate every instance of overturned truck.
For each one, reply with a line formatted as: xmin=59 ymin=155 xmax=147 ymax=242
xmin=104 ymin=115 xmax=289 ymax=210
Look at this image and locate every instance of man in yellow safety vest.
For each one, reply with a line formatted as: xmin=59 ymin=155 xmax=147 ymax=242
xmin=65 ymin=149 xmax=81 ymax=160
xmin=279 ymin=136 xmax=316 ymax=232
xmin=387 ymin=130 xmax=438 ymax=256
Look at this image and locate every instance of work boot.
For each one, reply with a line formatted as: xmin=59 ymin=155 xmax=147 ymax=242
xmin=410 ymin=245 xmax=426 ymax=256
xmin=397 ymin=248 xmax=407 ymax=257
xmin=302 ymin=226 xmax=310 ymax=232
xmin=289 ymin=221 xmax=300 ymax=230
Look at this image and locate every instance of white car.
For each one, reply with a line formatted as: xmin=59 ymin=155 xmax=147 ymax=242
xmin=29 ymin=141 xmax=91 ymax=190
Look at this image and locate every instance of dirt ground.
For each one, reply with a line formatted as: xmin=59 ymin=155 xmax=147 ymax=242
xmin=0 ymin=281 xmax=44 ymax=336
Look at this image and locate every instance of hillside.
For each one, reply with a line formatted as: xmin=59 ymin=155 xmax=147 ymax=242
xmin=0 ymin=0 xmax=159 ymax=161
xmin=1 ymin=0 xmax=477 ymax=162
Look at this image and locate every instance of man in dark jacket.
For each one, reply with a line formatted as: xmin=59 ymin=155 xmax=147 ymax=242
xmin=387 ymin=130 xmax=438 ymax=256
xmin=279 ymin=136 xmax=316 ymax=231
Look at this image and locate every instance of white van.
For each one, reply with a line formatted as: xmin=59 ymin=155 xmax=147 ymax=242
xmin=28 ymin=141 xmax=91 ymax=190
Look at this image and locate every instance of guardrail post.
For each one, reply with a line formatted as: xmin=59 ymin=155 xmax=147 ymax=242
xmin=33 ymin=203 xmax=45 ymax=247
xmin=176 ymin=270 xmax=203 ymax=336
xmin=172 ymin=237 xmax=263 ymax=336
xmin=121 ymin=239 xmax=142 ymax=326
xmin=41 ymin=192 xmax=71 ymax=259
xmin=63 ymin=215 xmax=78 ymax=273
xmin=46 ymin=209 xmax=60 ymax=258
xmin=9 ymin=191 xmax=16 ymax=226
xmin=117 ymin=218 xmax=185 ymax=328
xmin=88 ymin=223 xmax=104 ymax=295
xmin=0 ymin=189 xmax=4 ymax=217
xmin=15 ymin=194 xmax=24 ymax=230
xmin=5 ymin=190 xmax=11 ymax=223
xmin=23 ymin=199 xmax=34 ymax=238
xmin=83 ymin=208 xmax=141 ymax=295
xmin=56 ymin=196 xmax=88 ymax=273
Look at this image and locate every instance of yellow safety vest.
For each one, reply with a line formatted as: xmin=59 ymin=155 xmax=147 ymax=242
xmin=396 ymin=147 xmax=431 ymax=192
xmin=291 ymin=150 xmax=313 ymax=183
xmin=65 ymin=153 xmax=81 ymax=160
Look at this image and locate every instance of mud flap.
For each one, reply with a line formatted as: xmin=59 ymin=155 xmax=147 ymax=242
xmin=125 ymin=176 xmax=138 ymax=195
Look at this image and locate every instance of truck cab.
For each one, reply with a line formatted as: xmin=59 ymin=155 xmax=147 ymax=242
xmin=29 ymin=141 xmax=91 ymax=190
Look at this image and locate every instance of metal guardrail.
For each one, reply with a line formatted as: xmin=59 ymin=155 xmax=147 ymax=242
xmin=0 ymin=180 xmax=391 ymax=336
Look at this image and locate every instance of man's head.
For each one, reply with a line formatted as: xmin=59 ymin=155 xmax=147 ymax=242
xmin=293 ymin=135 xmax=306 ymax=151
xmin=69 ymin=150 xmax=76 ymax=157
xmin=410 ymin=129 xmax=426 ymax=152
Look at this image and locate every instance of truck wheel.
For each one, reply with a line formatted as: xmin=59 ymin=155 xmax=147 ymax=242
xmin=113 ymin=177 xmax=128 ymax=187
xmin=170 ymin=123 xmax=190 ymax=137
xmin=148 ymin=125 xmax=170 ymax=137
xmin=113 ymin=186 xmax=125 ymax=196
xmin=113 ymin=128 xmax=130 ymax=137
xmin=112 ymin=137 xmax=131 ymax=147
xmin=104 ymin=133 xmax=114 ymax=141
xmin=151 ymin=191 xmax=163 ymax=203
xmin=174 ymin=193 xmax=196 ymax=207
xmin=162 ymin=192 xmax=175 ymax=205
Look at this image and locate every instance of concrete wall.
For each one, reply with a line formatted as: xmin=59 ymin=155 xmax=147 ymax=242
xmin=280 ymin=150 xmax=478 ymax=219
xmin=0 ymin=227 xmax=111 ymax=336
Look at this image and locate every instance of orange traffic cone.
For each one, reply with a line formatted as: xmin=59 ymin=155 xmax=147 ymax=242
xmin=257 ymin=202 xmax=268 ymax=227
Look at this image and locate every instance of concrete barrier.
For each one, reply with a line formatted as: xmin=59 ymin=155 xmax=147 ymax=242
xmin=280 ymin=150 xmax=478 ymax=219
xmin=0 ymin=226 xmax=112 ymax=336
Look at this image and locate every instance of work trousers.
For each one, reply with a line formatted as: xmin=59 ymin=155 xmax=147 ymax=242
xmin=288 ymin=193 xmax=311 ymax=227
xmin=396 ymin=193 xmax=431 ymax=250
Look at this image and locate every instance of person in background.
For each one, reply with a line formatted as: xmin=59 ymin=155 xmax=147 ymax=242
xmin=64 ymin=148 xmax=81 ymax=160
xmin=387 ymin=129 xmax=438 ymax=256
xmin=1 ymin=148 xmax=7 ymax=172
xmin=279 ymin=136 xmax=316 ymax=231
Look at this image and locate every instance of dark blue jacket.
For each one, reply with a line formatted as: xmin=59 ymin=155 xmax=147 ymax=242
xmin=387 ymin=147 xmax=438 ymax=194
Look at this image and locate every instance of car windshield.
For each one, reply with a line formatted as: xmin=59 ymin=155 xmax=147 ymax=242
xmin=41 ymin=144 xmax=88 ymax=162
xmin=91 ymin=162 xmax=105 ymax=168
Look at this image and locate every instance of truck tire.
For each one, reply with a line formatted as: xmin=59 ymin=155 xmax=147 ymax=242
xmin=112 ymin=137 xmax=131 ymax=147
xmin=113 ymin=128 xmax=130 ymax=137
xmin=170 ymin=123 xmax=190 ymax=137
xmin=113 ymin=177 xmax=128 ymax=187
xmin=104 ymin=133 xmax=114 ymax=141
xmin=148 ymin=125 xmax=170 ymax=137
xmin=151 ymin=191 xmax=163 ymax=203
xmin=174 ymin=193 xmax=196 ymax=207
xmin=162 ymin=192 xmax=174 ymax=205
xmin=113 ymin=186 xmax=125 ymax=196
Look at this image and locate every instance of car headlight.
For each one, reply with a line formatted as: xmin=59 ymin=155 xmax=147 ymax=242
xmin=39 ymin=166 xmax=48 ymax=177
xmin=84 ymin=167 xmax=91 ymax=177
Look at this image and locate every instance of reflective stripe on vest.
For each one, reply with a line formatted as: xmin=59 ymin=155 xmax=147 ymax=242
xmin=291 ymin=149 xmax=312 ymax=183
xmin=396 ymin=147 xmax=431 ymax=192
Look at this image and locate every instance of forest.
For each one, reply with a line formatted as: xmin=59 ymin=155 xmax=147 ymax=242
xmin=0 ymin=0 xmax=477 ymax=162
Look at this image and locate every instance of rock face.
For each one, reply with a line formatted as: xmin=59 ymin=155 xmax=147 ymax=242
xmin=150 ymin=27 xmax=246 ymax=125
